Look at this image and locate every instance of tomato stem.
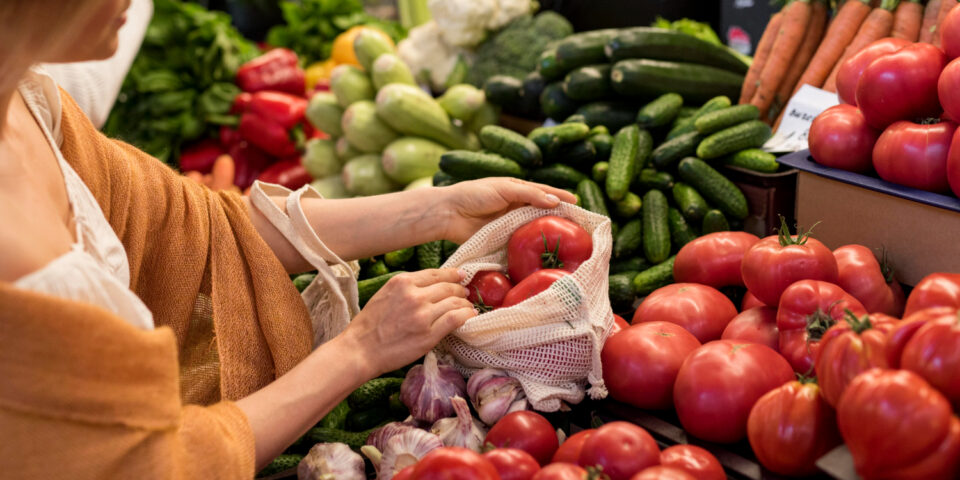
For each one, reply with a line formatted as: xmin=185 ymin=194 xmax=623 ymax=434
xmin=540 ymin=232 xmax=565 ymax=269
xmin=878 ymin=247 xmax=896 ymax=284
xmin=796 ymin=372 xmax=818 ymax=385
xmin=776 ymin=214 xmax=821 ymax=246
xmin=843 ymin=309 xmax=873 ymax=334
xmin=472 ymin=287 xmax=493 ymax=314
xmin=806 ymin=308 xmax=836 ymax=341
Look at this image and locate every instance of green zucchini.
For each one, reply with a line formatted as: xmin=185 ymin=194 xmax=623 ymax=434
xmin=642 ymin=189 xmax=671 ymax=264
xmin=484 ymin=75 xmax=523 ymax=107
xmin=591 ymin=161 xmax=610 ymax=184
xmin=609 ymin=272 xmax=639 ymax=312
xmin=258 ymin=454 xmax=304 ymax=477
xmin=633 ymin=256 xmax=676 ymax=296
xmin=636 ymin=169 xmax=674 ymax=192
xmin=576 ymin=101 xmax=639 ymax=132
xmin=636 ymin=93 xmax=684 ymax=128
xmin=650 ymin=131 xmax=701 ymax=169
xmin=589 ymin=132 xmax=614 ymax=159
xmin=611 ymin=256 xmax=652 ymax=274
xmin=702 ymin=209 xmax=731 ymax=234
xmin=359 ymin=271 xmax=403 ymax=307
xmin=668 ymin=208 xmax=699 ymax=250
xmin=614 ymin=191 xmax=643 ymax=218
xmin=611 ymin=59 xmax=744 ymax=104
xmin=667 ymin=95 xmax=732 ymax=140
xmin=293 ymin=273 xmax=316 ymax=293
xmin=606 ymin=125 xmax=641 ymax=201
xmin=696 ymin=120 xmax=772 ymax=160
xmin=563 ymin=64 xmax=613 ymax=101
xmin=606 ymin=27 xmax=749 ymax=73
xmin=672 ymin=182 xmax=710 ymax=224
xmin=694 ymin=104 xmax=761 ymax=135
xmin=724 ymin=148 xmax=779 ymax=173
xmin=529 ymin=164 xmax=589 ymax=189
xmin=348 ymin=378 xmax=403 ymax=410
xmin=417 ymin=241 xmax=444 ymax=269
xmin=540 ymin=82 xmax=581 ymax=121
xmin=576 ymin=179 xmax=609 ymax=216
xmin=319 ymin=399 xmax=351 ymax=429
xmin=677 ymin=157 xmax=749 ymax=219
xmin=384 ymin=247 xmax=415 ymax=268
xmin=614 ymin=219 xmax=643 ymax=259
xmin=440 ymin=151 xmax=527 ymax=179
xmin=479 ymin=125 xmax=543 ymax=167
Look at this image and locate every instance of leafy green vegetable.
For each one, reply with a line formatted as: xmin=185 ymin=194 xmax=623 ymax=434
xmin=467 ymin=11 xmax=573 ymax=87
xmin=652 ymin=16 xmax=723 ymax=46
xmin=104 ymin=0 xmax=256 ymax=165
xmin=266 ymin=0 xmax=406 ymax=67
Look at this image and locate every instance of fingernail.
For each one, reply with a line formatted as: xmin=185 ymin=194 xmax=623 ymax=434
xmin=458 ymin=269 xmax=468 ymax=280
xmin=545 ymin=193 xmax=560 ymax=204
xmin=464 ymin=287 xmax=471 ymax=297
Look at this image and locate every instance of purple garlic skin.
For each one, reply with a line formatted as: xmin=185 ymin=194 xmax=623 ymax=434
xmin=366 ymin=422 xmax=416 ymax=452
xmin=466 ymin=368 xmax=529 ymax=426
xmin=378 ymin=429 xmax=443 ymax=480
xmin=297 ymin=442 xmax=364 ymax=480
xmin=400 ymin=351 xmax=467 ymax=424
xmin=429 ymin=396 xmax=488 ymax=452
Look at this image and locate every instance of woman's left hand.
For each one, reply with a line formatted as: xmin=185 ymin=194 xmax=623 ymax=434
xmin=440 ymin=178 xmax=577 ymax=244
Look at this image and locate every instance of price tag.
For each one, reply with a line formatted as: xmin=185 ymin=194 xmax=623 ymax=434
xmin=763 ymin=84 xmax=840 ymax=153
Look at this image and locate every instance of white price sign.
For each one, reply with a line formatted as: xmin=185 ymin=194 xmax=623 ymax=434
xmin=763 ymin=84 xmax=840 ymax=153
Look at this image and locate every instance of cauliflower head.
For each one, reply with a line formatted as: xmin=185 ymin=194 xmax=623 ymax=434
xmin=427 ymin=0 xmax=497 ymax=47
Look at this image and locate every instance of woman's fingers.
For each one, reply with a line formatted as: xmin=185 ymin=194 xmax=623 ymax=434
xmin=430 ymin=306 xmax=477 ymax=339
xmin=428 ymin=296 xmax=475 ymax=323
xmin=406 ymin=268 xmax=464 ymax=287
xmin=420 ymin=281 xmax=470 ymax=303
xmin=499 ymin=178 xmax=576 ymax=209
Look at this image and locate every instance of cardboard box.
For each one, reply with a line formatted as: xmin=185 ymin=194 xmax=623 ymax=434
xmin=722 ymin=165 xmax=797 ymax=238
xmin=779 ymin=151 xmax=960 ymax=286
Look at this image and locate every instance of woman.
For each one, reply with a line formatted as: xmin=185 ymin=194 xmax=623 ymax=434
xmin=0 ymin=1 xmax=575 ymax=477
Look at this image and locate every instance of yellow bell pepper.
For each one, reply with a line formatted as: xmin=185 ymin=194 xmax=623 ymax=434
xmin=305 ymin=59 xmax=337 ymax=90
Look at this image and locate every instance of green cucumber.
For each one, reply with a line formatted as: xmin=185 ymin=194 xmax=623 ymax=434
xmin=538 ymin=46 xmax=564 ymax=81
xmin=605 ymin=125 xmax=641 ymax=201
xmin=440 ymin=151 xmax=526 ymax=179
xmin=611 ymin=222 xmax=620 ymax=238
xmin=347 ymin=408 xmax=390 ymax=431
xmin=359 ymin=271 xmax=403 ymax=307
xmin=432 ymin=170 xmax=456 ymax=187
xmin=258 ymin=454 xmax=303 ymax=477
xmin=677 ymin=106 xmax=698 ymax=119
xmin=528 ymin=123 xmax=592 ymax=153
xmin=550 ymin=140 xmax=597 ymax=168
xmin=614 ymin=219 xmax=643 ymax=259
xmin=589 ymin=125 xmax=610 ymax=136
xmin=541 ymin=82 xmax=581 ymax=121
xmin=636 ymin=93 xmax=684 ymax=128
xmin=636 ymin=169 xmax=674 ymax=192
xmin=529 ymin=164 xmax=589 ymax=189
xmin=565 ymin=114 xmax=588 ymax=124
xmin=293 ymin=273 xmax=316 ymax=293
xmin=441 ymin=240 xmax=459 ymax=260
xmin=576 ymin=101 xmax=639 ymax=132
xmin=576 ymin=179 xmax=609 ymax=217
xmin=668 ymin=208 xmax=698 ymax=250
xmin=589 ymin=132 xmax=614 ymax=159
xmin=563 ymin=64 xmax=613 ymax=101
xmin=650 ymin=131 xmax=701 ymax=169
xmin=702 ymin=209 xmax=731 ymax=233
xmin=642 ymin=189 xmax=671 ymax=264
xmin=484 ymin=75 xmax=524 ymax=107
xmin=304 ymin=426 xmax=379 ymax=451
xmin=592 ymin=161 xmax=610 ymax=184
xmin=677 ymin=157 xmax=749 ymax=219
xmin=521 ymin=71 xmax=547 ymax=115
xmin=609 ymin=272 xmax=639 ymax=312
xmin=479 ymin=125 xmax=542 ymax=167
xmin=667 ymin=95 xmax=732 ymax=140
xmin=611 ymin=59 xmax=744 ymax=104
xmin=694 ymin=104 xmax=761 ymax=135
xmin=614 ymin=192 xmax=643 ymax=218
xmin=555 ymin=29 xmax=619 ymax=74
xmin=724 ymin=148 xmax=779 ymax=173
xmin=611 ymin=256 xmax=652 ymax=274
xmin=362 ymin=260 xmax=389 ymax=279
xmin=672 ymin=182 xmax=710 ymax=224
xmin=348 ymin=377 xmax=404 ymax=411
xmin=384 ymin=247 xmax=415 ymax=268
xmin=319 ymin=399 xmax=351 ymax=429
xmin=696 ymin=120 xmax=772 ymax=159
xmin=633 ymin=256 xmax=676 ymax=296
xmin=417 ymin=241 xmax=444 ymax=269
xmin=606 ymin=27 xmax=749 ymax=73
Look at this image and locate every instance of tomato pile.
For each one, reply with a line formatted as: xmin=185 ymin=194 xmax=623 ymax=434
xmin=809 ymin=9 xmax=960 ymax=198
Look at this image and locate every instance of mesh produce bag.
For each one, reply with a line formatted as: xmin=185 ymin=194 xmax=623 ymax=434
xmin=436 ymin=202 xmax=616 ymax=412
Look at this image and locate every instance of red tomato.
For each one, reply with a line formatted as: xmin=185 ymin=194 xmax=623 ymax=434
xmin=814 ymin=311 xmax=895 ymax=407
xmin=776 ymin=280 xmax=867 ymax=374
xmin=833 ymin=245 xmax=905 ymax=316
xmin=410 ymin=446 xmax=502 ymax=480
xmin=941 ymin=59 xmax=960 ymax=126
xmin=531 ymin=463 xmax=587 ymax=480
xmin=944 ymin=4 xmax=960 ymax=60
xmin=948 ymin=124 xmax=960 ymax=197
xmin=485 ymin=411 xmax=559 ymax=466
xmin=720 ymin=307 xmax=779 ymax=351
xmin=659 ymin=445 xmax=725 ymax=480
xmin=484 ymin=449 xmax=541 ymax=480
xmin=393 ymin=466 xmax=414 ymax=480
xmin=577 ymin=421 xmax=660 ymax=480
xmin=740 ymin=291 xmax=765 ymax=310
xmin=857 ymin=43 xmax=947 ymax=129
xmin=836 ymin=38 xmax=911 ymax=106
xmin=894 ymin=307 xmax=960 ymax=409
xmin=808 ymin=104 xmax=880 ymax=173
xmin=552 ymin=430 xmax=594 ymax=464
xmin=467 ymin=271 xmax=513 ymax=310
xmin=672 ymin=232 xmax=760 ymax=288
xmin=629 ymin=466 xmax=696 ymax=480
xmin=905 ymin=272 xmax=960 ymax=316
xmin=740 ymin=222 xmax=839 ymax=308
xmin=885 ymin=314 xmax=931 ymax=368
xmin=612 ymin=314 xmax=629 ymax=331
xmin=602 ymin=322 xmax=702 ymax=409
xmin=256 ymin=158 xmax=313 ymax=190
xmin=879 ymin=417 xmax=960 ymax=480
xmin=837 ymin=369 xmax=960 ymax=479
xmin=673 ymin=340 xmax=794 ymax=443
xmin=632 ymin=284 xmax=738 ymax=343
xmin=507 ymin=216 xmax=592 ymax=283
xmin=500 ymin=269 xmax=569 ymax=308
xmin=747 ymin=380 xmax=841 ymax=476
xmin=873 ymin=120 xmax=957 ymax=192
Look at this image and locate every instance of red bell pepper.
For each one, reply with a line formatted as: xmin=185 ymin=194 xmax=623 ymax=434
xmin=256 ymin=157 xmax=312 ymax=190
xmin=238 ymin=111 xmax=299 ymax=158
xmin=229 ymin=141 xmax=274 ymax=190
xmin=236 ymin=48 xmax=305 ymax=96
xmin=219 ymin=125 xmax=243 ymax=149
xmin=231 ymin=92 xmax=253 ymax=114
xmin=179 ymin=139 xmax=225 ymax=174
xmin=247 ymin=91 xmax=308 ymax=129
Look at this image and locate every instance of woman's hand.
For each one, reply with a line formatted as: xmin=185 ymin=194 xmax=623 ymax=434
xmin=341 ymin=268 xmax=476 ymax=377
xmin=440 ymin=178 xmax=578 ymax=244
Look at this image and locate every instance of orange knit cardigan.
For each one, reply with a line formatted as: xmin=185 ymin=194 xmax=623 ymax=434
xmin=0 ymin=90 xmax=316 ymax=478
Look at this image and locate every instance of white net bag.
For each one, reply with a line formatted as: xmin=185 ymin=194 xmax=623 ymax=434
xmin=436 ymin=202 xmax=617 ymax=412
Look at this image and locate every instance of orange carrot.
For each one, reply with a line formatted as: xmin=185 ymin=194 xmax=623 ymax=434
xmin=210 ymin=155 xmax=236 ymax=191
xmin=751 ymin=0 xmax=814 ymax=119
xmin=822 ymin=0 xmax=897 ymax=92
xmin=934 ymin=0 xmax=959 ymax=46
xmin=740 ymin=10 xmax=785 ymax=104
xmin=793 ymin=0 xmax=873 ymax=94
xmin=773 ymin=0 xmax=829 ymax=128
xmin=921 ymin=0 xmax=943 ymax=42
xmin=892 ymin=0 xmax=925 ymax=40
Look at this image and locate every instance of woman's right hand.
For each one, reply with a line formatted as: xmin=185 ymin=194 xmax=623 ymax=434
xmin=342 ymin=268 xmax=476 ymax=377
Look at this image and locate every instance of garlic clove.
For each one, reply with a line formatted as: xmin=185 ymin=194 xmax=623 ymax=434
xmin=430 ymin=396 xmax=488 ymax=452
xmin=297 ymin=442 xmax=365 ymax=480
xmin=378 ymin=428 xmax=443 ymax=480
xmin=400 ymin=351 xmax=467 ymax=424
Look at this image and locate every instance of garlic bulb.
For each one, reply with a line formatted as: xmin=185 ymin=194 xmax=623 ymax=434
xmin=366 ymin=422 xmax=417 ymax=452
xmin=378 ymin=429 xmax=443 ymax=480
xmin=429 ymin=396 xmax=488 ymax=452
xmin=400 ymin=351 xmax=467 ymax=423
xmin=297 ymin=442 xmax=365 ymax=480
xmin=467 ymin=368 xmax=529 ymax=426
